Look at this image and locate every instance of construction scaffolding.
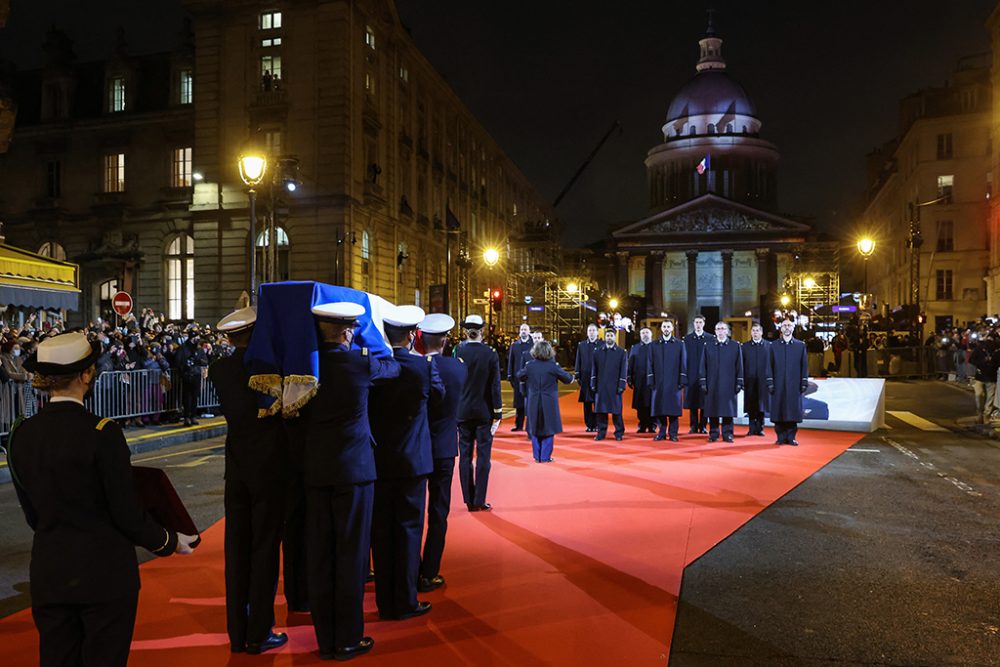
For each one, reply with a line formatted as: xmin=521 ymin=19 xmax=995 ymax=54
xmin=784 ymin=241 xmax=841 ymax=329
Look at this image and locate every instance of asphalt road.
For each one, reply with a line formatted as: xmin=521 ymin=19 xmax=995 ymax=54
xmin=2 ymin=381 xmax=998 ymax=666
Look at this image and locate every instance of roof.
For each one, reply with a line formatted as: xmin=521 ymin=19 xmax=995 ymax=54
xmin=665 ymin=70 xmax=758 ymax=123
xmin=0 ymin=244 xmax=80 ymax=310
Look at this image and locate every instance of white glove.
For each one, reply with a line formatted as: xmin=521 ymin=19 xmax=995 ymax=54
xmin=175 ymin=532 xmax=199 ymax=555
xmin=490 ymin=419 xmax=501 ymax=436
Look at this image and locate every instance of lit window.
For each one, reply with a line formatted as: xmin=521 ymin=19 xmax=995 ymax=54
xmin=365 ymin=72 xmax=375 ymax=95
xmin=361 ymin=230 xmax=370 ymax=259
xmin=166 ymin=234 xmax=195 ymax=320
xmin=361 ymin=230 xmax=371 ymax=291
xmin=255 ymin=227 xmax=291 ymax=283
xmin=937 ymin=174 xmax=954 ymax=202
xmin=365 ymin=26 xmax=376 ymax=50
xmin=172 ymin=147 xmax=193 ymax=187
xmin=98 ymin=279 xmax=119 ymax=321
xmin=261 ymin=37 xmax=283 ymax=47
xmin=109 ymin=76 xmax=126 ymax=112
xmin=264 ymin=128 xmax=282 ymax=156
xmin=935 ymin=269 xmax=953 ymax=301
xmin=103 ymin=153 xmax=125 ymax=192
xmin=179 ymin=69 xmax=193 ymax=104
xmin=260 ymin=54 xmax=282 ymax=81
xmin=259 ymin=10 xmax=282 ymax=30
xmin=37 ymin=242 xmax=67 ymax=261
xmin=399 ymin=65 xmax=409 ymax=83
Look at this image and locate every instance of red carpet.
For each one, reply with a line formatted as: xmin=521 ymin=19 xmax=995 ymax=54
xmin=3 ymin=393 xmax=862 ymax=665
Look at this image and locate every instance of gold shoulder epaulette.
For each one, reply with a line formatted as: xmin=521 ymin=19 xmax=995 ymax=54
xmin=362 ymin=347 xmax=369 ymax=356
xmin=96 ymin=417 xmax=112 ymax=431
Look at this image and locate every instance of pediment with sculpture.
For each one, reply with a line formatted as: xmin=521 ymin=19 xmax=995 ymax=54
xmin=642 ymin=207 xmax=772 ymax=233
xmin=612 ymin=194 xmax=812 ymax=239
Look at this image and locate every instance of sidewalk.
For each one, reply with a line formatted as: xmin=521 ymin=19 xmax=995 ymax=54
xmin=0 ymin=416 xmax=227 ymax=484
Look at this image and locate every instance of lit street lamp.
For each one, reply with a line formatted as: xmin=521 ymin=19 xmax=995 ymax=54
xmin=566 ymin=282 xmax=579 ymax=293
xmin=238 ymin=144 xmax=268 ymax=305
xmin=609 ymin=298 xmax=619 ymax=311
xmin=482 ymin=247 xmax=501 ymax=342
xmin=856 ymin=237 xmax=876 ymax=310
xmin=483 ymin=247 xmax=500 ymax=267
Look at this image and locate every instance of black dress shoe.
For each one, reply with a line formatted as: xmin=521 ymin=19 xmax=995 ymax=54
xmin=653 ymin=433 xmax=666 ymax=441
xmin=468 ymin=503 xmax=492 ymax=512
xmin=788 ymin=440 xmax=799 ymax=446
xmin=614 ymin=434 xmax=623 ymax=441
xmin=698 ymin=427 xmax=708 ymax=434
xmin=383 ymin=601 xmax=432 ymax=621
xmin=323 ymin=636 xmax=374 ymax=661
xmin=687 ymin=428 xmax=698 ymax=434
xmin=723 ymin=436 xmax=734 ymax=443
xmin=540 ymin=458 xmax=554 ymax=462
xmin=594 ymin=434 xmax=605 ymax=441
xmin=669 ymin=435 xmax=679 ymax=442
xmin=708 ymin=436 xmax=719 ymax=443
xmin=366 ymin=569 xmax=375 ymax=583
xmin=231 ymin=643 xmax=246 ymax=653
xmin=246 ymin=632 xmax=288 ymax=655
xmin=417 ymin=575 xmax=445 ymax=592
xmin=774 ymin=440 xmax=783 ymax=445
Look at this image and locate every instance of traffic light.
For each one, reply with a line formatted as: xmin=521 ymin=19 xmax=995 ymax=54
xmin=917 ymin=312 xmax=926 ymax=325
xmin=490 ymin=287 xmax=503 ymax=311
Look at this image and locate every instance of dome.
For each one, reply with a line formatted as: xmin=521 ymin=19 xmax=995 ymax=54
xmin=665 ymin=70 xmax=758 ymax=124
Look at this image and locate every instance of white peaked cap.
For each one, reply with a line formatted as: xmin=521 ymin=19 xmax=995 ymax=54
xmin=418 ymin=313 xmax=455 ymax=334
xmin=311 ymin=301 xmax=366 ymax=321
xmin=383 ymin=304 xmax=425 ymax=328
xmin=216 ymin=306 xmax=257 ymax=332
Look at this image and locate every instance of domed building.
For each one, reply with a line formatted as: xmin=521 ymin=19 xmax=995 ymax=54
xmin=607 ymin=20 xmax=829 ymax=330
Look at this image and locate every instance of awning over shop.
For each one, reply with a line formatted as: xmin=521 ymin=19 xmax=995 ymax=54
xmin=0 ymin=244 xmax=80 ymax=311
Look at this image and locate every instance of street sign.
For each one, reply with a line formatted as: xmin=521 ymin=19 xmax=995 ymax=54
xmin=473 ymin=298 xmax=488 ymax=305
xmin=112 ymin=291 xmax=133 ymax=317
xmin=528 ymin=305 xmax=544 ymax=312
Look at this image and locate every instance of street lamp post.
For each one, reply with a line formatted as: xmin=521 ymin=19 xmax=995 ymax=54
xmin=483 ymin=247 xmax=500 ymax=344
xmin=856 ymin=237 xmax=876 ymax=310
xmin=238 ymin=145 xmax=268 ymax=305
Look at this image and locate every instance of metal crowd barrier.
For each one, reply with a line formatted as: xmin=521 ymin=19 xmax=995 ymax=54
xmin=0 ymin=369 xmax=220 ymax=437
xmin=806 ymin=346 xmax=944 ymax=379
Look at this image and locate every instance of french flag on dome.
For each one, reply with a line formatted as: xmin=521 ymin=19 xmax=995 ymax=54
xmin=696 ymin=154 xmax=711 ymax=175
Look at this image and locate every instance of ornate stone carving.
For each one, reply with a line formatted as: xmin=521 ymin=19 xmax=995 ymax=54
xmin=644 ymin=208 xmax=772 ymax=233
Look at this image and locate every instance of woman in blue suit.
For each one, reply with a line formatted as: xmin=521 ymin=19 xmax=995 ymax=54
xmin=516 ymin=341 xmax=574 ymax=462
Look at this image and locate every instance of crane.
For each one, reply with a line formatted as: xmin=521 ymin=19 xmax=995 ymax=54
xmin=552 ymin=120 xmax=622 ymax=208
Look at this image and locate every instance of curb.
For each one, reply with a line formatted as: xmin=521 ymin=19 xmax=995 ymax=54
xmin=0 ymin=418 xmax=228 ymax=485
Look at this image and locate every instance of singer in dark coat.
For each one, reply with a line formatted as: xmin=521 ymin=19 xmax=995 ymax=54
xmin=516 ymin=341 xmax=574 ymax=462
xmin=648 ymin=323 xmax=687 ymax=441
xmin=683 ymin=316 xmax=711 ymax=433
xmin=767 ymin=321 xmax=810 ymax=445
xmin=574 ymin=324 xmax=601 ymax=431
xmin=741 ymin=325 xmax=771 ymax=437
xmin=209 ymin=310 xmax=288 ymax=654
xmin=698 ymin=323 xmax=744 ymax=443
xmin=591 ymin=331 xmax=628 ymax=441
xmin=506 ymin=324 xmax=533 ymax=431
xmin=627 ymin=330 xmax=655 ymax=433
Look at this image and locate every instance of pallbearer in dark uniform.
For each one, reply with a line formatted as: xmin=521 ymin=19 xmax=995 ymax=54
xmin=628 ymin=327 xmax=655 ymax=433
xmin=303 ymin=302 xmax=399 ymax=661
xmin=699 ymin=322 xmax=744 ymax=443
xmin=767 ymin=317 xmax=809 ymax=446
xmin=575 ymin=323 xmax=601 ymax=431
xmin=416 ymin=313 xmax=467 ymax=593
xmin=507 ymin=323 xmax=532 ymax=431
xmin=683 ymin=315 xmax=710 ymax=433
xmin=591 ymin=329 xmax=628 ymax=441
xmin=210 ymin=307 xmax=287 ymax=654
xmin=742 ymin=322 xmax=771 ymax=437
xmin=455 ymin=314 xmax=503 ymax=512
xmin=649 ymin=320 xmax=687 ymax=442
xmin=7 ymin=332 xmax=196 ymax=667
xmin=369 ymin=305 xmax=444 ymax=621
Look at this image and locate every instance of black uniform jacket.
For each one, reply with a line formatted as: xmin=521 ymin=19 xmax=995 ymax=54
xmin=9 ymin=401 xmax=177 ymax=605
xmin=370 ymin=348 xmax=445 ymax=479
xmin=428 ymin=353 xmax=468 ymax=459
xmin=209 ymin=349 xmax=287 ymax=492
xmin=454 ymin=341 xmax=503 ymax=423
xmin=574 ymin=338 xmax=600 ymax=402
xmin=302 ymin=343 xmax=400 ymax=487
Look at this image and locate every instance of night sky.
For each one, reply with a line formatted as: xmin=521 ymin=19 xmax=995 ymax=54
xmin=2 ymin=1 xmax=997 ymax=246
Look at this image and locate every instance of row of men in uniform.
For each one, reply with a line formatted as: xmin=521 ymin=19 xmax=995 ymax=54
xmin=567 ymin=314 xmax=810 ymax=444
xmin=209 ymin=303 xmax=501 ymax=661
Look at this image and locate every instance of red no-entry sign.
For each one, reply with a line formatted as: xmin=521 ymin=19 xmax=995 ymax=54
xmin=112 ymin=291 xmax=133 ymax=317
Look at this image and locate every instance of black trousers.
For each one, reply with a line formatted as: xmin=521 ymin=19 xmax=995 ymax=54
xmin=224 ymin=476 xmax=284 ymax=648
xmin=747 ymin=411 xmax=765 ymax=435
xmin=583 ymin=401 xmax=596 ymax=429
xmin=33 ymin=591 xmax=138 ymax=667
xmin=655 ymin=415 xmax=680 ymax=438
xmin=689 ymin=407 xmax=707 ymax=430
xmin=596 ymin=412 xmax=624 ymax=438
xmin=421 ymin=457 xmax=456 ymax=580
xmin=708 ymin=417 xmax=734 ymax=439
xmin=636 ymin=404 xmax=653 ymax=430
xmin=182 ymin=380 xmax=200 ymax=420
xmin=458 ymin=421 xmax=493 ymax=507
xmin=306 ymin=482 xmax=374 ymax=653
xmin=774 ymin=421 xmax=799 ymax=443
xmin=372 ymin=476 xmax=428 ymax=618
xmin=282 ymin=469 xmax=309 ymax=612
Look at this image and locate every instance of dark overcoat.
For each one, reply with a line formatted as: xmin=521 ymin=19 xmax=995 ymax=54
xmin=591 ymin=344 xmax=628 ymax=414
xmin=698 ymin=339 xmax=744 ymax=418
xmin=454 ymin=341 xmax=503 ymax=423
xmin=767 ymin=337 xmax=809 ymax=422
xmin=507 ymin=338 xmax=532 ymax=408
xmin=683 ymin=332 xmax=711 ymax=409
xmin=627 ymin=342 xmax=653 ymax=410
xmin=428 ymin=354 xmax=468 ymax=459
xmin=369 ymin=348 xmax=445 ymax=480
xmin=648 ymin=336 xmax=687 ymax=417
xmin=516 ymin=359 xmax=574 ymax=437
xmin=741 ymin=339 xmax=772 ymax=415
xmin=574 ymin=338 xmax=600 ymax=402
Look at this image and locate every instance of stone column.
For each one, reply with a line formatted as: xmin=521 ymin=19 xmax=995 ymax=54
xmin=721 ymin=249 xmax=734 ymax=318
xmin=616 ymin=251 xmax=629 ymax=295
xmin=755 ymin=247 xmax=771 ymax=297
xmin=650 ymin=250 xmax=665 ymax=318
xmin=686 ymin=250 xmax=698 ymax=322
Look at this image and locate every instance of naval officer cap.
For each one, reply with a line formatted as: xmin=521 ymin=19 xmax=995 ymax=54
xmin=418 ymin=313 xmax=455 ymax=335
xmin=462 ymin=314 xmax=485 ymax=330
xmin=311 ymin=301 xmax=366 ymax=324
xmin=383 ymin=305 xmax=426 ymax=329
xmin=216 ymin=306 xmax=257 ymax=333
xmin=23 ymin=331 xmax=100 ymax=375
